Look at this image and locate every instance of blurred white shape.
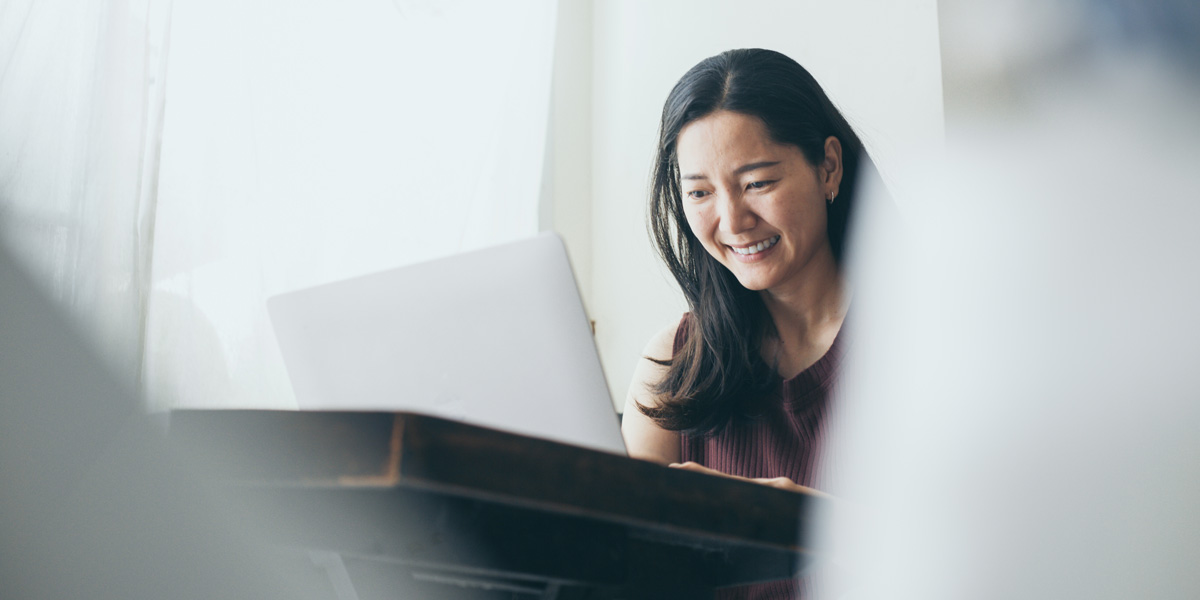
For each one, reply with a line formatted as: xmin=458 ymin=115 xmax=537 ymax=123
xmin=0 ymin=246 xmax=325 ymax=600
xmin=824 ymin=3 xmax=1200 ymax=598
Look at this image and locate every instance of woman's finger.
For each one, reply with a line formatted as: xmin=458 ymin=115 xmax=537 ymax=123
xmin=668 ymin=461 xmax=726 ymax=476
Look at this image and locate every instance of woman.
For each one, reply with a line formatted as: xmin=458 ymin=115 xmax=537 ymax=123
xmin=621 ymin=48 xmax=869 ymax=597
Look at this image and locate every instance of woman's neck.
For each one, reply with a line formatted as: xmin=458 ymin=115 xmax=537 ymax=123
xmin=759 ymin=249 xmax=849 ymax=378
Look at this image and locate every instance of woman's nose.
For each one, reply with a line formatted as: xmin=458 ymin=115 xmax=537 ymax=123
xmin=717 ymin=192 xmax=756 ymax=234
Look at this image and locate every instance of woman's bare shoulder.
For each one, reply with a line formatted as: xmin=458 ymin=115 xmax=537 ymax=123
xmin=643 ymin=318 xmax=683 ymax=363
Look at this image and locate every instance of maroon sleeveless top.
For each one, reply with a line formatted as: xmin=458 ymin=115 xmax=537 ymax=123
xmin=675 ymin=313 xmax=846 ymax=600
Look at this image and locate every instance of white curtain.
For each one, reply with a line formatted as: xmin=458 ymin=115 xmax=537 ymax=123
xmin=0 ymin=0 xmax=172 ymax=392
xmin=0 ymin=0 xmax=557 ymax=410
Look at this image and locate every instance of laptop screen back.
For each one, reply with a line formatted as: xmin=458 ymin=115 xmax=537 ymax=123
xmin=267 ymin=233 xmax=626 ymax=455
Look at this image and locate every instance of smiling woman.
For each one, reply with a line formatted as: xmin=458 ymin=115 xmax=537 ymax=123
xmin=620 ymin=48 xmax=878 ymax=600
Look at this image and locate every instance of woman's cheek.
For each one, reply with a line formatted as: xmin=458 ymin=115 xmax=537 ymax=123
xmin=682 ymin=208 xmax=705 ymax=237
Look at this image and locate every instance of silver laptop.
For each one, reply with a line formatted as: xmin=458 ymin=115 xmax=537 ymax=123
xmin=266 ymin=232 xmax=626 ymax=455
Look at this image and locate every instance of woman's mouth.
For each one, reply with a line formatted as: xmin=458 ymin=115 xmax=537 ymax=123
xmin=729 ymin=235 xmax=780 ymax=256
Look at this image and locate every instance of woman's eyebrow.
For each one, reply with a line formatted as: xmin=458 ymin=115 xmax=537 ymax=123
xmin=733 ymin=160 xmax=780 ymax=175
xmin=681 ymin=160 xmax=781 ymax=181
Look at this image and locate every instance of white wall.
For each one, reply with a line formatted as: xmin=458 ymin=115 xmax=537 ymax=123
xmin=554 ymin=1 xmax=946 ymax=409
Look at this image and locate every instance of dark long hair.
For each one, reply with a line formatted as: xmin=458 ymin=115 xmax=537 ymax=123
xmin=641 ymin=48 xmax=868 ymax=434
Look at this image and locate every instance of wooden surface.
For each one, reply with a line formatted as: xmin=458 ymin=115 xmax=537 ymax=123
xmin=170 ymin=409 xmax=827 ymax=599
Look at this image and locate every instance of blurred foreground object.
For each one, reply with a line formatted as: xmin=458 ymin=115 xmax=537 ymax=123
xmin=824 ymin=2 xmax=1200 ymax=599
xmin=0 ymin=247 xmax=324 ymax=600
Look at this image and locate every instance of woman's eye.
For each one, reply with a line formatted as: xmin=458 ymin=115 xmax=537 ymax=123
xmin=687 ymin=190 xmax=710 ymax=199
xmin=747 ymin=180 xmax=774 ymax=190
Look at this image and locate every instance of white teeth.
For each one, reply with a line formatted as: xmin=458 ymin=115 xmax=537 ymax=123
xmin=733 ymin=236 xmax=779 ymax=255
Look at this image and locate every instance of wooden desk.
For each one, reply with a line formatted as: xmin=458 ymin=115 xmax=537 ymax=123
xmin=170 ymin=410 xmax=827 ymax=599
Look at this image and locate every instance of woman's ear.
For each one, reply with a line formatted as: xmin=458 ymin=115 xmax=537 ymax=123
xmin=821 ymin=136 xmax=844 ymax=200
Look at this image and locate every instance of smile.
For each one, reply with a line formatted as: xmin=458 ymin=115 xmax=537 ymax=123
xmin=729 ymin=236 xmax=780 ymax=256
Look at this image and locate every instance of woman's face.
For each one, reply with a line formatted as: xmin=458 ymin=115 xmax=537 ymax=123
xmin=676 ymin=110 xmax=841 ymax=293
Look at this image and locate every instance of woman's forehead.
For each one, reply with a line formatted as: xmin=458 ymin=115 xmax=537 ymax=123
xmin=677 ymin=111 xmax=797 ymax=175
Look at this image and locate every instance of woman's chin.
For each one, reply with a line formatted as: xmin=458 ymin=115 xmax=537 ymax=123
xmin=732 ymin=273 xmax=773 ymax=292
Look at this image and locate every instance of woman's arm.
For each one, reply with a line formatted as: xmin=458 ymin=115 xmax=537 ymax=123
xmin=620 ymin=323 xmax=682 ymax=465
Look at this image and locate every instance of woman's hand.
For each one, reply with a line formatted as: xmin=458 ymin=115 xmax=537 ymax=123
xmin=668 ymin=461 xmax=830 ymax=497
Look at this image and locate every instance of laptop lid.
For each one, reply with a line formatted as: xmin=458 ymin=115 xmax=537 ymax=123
xmin=266 ymin=232 xmax=626 ymax=455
